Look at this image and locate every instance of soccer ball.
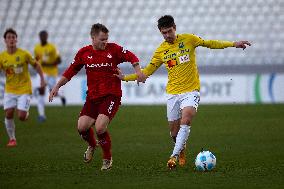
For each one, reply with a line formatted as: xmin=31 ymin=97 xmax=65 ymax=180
xmin=195 ymin=150 xmax=216 ymax=171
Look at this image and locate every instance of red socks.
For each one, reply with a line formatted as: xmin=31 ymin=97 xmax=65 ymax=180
xmin=79 ymin=128 xmax=112 ymax=160
xmin=97 ymin=131 xmax=112 ymax=160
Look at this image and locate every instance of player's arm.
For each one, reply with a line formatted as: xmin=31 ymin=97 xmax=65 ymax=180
xmin=34 ymin=62 xmax=46 ymax=88
xmin=131 ymin=62 xmax=147 ymax=84
xmin=27 ymin=50 xmax=45 ymax=88
xmin=192 ymin=34 xmax=251 ymax=49
xmin=49 ymin=50 xmax=84 ymax=102
xmin=116 ymin=44 xmax=147 ymax=83
xmin=122 ymin=62 xmax=159 ymax=81
xmin=49 ymin=76 xmax=68 ymax=102
xmin=122 ymin=50 xmax=162 ymax=82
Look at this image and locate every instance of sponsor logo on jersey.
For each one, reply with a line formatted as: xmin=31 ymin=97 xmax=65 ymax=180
xmin=167 ymin=59 xmax=177 ymax=68
xmin=86 ymin=62 xmax=113 ymax=68
xmin=163 ymin=49 xmax=190 ymax=60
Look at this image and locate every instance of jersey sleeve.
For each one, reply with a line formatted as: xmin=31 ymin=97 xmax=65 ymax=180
xmin=124 ymin=49 xmax=162 ymax=81
xmin=115 ymin=44 xmax=139 ymax=64
xmin=190 ymin=34 xmax=234 ymax=49
xmin=50 ymin=44 xmax=60 ymax=59
xmin=62 ymin=50 xmax=84 ymax=80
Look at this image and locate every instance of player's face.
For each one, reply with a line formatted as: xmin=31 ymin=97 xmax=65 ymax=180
xmin=5 ymin=33 xmax=17 ymax=49
xmin=92 ymin=31 xmax=108 ymax=50
xmin=160 ymin=27 xmax=176 ymax=44
xmin=39 ymin=33 xmax=48 ymax=44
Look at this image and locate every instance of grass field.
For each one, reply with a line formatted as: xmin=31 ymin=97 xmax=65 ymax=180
xmin=0 ymin=104 xmax=284 ymax=189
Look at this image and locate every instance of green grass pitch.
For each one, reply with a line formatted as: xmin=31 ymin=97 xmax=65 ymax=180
xmin=0 ymin=104 xmax=284 ymax=189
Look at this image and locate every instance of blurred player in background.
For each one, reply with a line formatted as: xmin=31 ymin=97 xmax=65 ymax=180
xmin=49 ymin=23 xmax=146 ymax=170
xmin=0 ymin=28 xmax=45 ymax=147
xmin=34 ymin=30 xmax=66 ymax=122
xmin=116 ymin=15 xmax=251 ymax=169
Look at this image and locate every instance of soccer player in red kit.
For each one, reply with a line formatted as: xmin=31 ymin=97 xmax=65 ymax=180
xmin=49 ymin=23 xmax=146 ymax=170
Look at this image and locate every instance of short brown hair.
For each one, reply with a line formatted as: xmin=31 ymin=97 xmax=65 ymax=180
xmin=90 ymin=23 xmax=109 ymax=36
xmin=3 ymin=28 xmax=17 ymax=39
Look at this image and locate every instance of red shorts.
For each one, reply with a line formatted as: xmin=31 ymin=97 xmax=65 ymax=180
xmin=79 ymin=95 xmax=121 ymax=120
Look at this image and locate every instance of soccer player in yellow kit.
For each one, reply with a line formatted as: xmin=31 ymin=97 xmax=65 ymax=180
xmin=0 ymin=28 xmax=45 ymax=147
xmin=34 ymin=30 xmax=66 ymax=122
xmin=117 ymin=15 xmax=251 ymax=169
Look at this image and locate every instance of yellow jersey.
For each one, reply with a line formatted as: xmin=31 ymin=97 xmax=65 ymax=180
xmin=34 ymin=42 xmax=60 ymax=76
xmin=124 ymin=34 xmax=234 ymax=94
xmin=0 ymin=48 xmax=36 ymax=94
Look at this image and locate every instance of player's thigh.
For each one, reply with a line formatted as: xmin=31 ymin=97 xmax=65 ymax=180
xmin=16 ymin=94 xmax=31 ymax=120
xmin=3 ymin=93 xmax=17 ymax=111
xmin=98 ymin=95 xmax=121 ymax=121
xmin=94 ymin=95 xmax=121 ymax=134
xmin=167 ymin=94 xmax=181 ymax=122
xmin=180 ymin=91 xmax=200 ymax=124
xmin=17 ymin=94 xmax=31 ymax=112
xmin=180 ymin=91 xmax=200 ymax=111
xmin=79 ymin=98 xmax=99 ymax=120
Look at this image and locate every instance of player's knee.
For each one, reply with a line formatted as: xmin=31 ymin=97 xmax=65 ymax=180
xmin=95 ymin=126 xmax=106 ymax=135
xmin=5 ymin=114 xmax=13 ymax=119
xmin=181 ymin=116 xmax=193 ymax=125
xmin=5 ymin=109 xmax=14 ymax=119
xmin=19 ymin=115 xmax=27 ymax=121
xmin=77 ymin=123 xmax=90 ymax=133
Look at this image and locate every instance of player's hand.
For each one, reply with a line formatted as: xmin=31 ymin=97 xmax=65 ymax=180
xmin=234 ymin=41 xmax=251 ymax=50
xmin=49 ymin=87 xmax=59 ymax=102
xmin=136 ymin=71 xmax=147 ymax=86
xmin=114 ymin=68 xmax=125 ymax=80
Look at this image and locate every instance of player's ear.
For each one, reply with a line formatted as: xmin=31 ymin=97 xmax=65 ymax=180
xmin=173 ymin=24 xmax=176 ymax=31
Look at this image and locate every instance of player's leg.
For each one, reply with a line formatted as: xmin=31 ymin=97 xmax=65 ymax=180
xmin=78 ymin=116 xmax=97 ymax=161
xmin=78 ymin=115 xmax=97 ymax=163
xmin=3 ymin=93 xmax=17 ymax=147
xmin=169 ymin=119 xmax=186 ymax=166
xmin=78 ymin=99 xmax=98 ymax=163
xmin=95 ymin=95 xmax=121 ymax=170
xmin=34 ymin=74 xmax=46 ymax=122
xmin=169 ymin=119 xmax=180 ymax=143
xmin=166 ymin=94 xmax=181 ymax=169
xmin=170 ymin=91 xmax=200 ymax=167
xmin=95 ymin=114 xmax=112 ymax=170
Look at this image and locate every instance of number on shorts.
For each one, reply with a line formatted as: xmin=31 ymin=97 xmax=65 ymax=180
xmin=108 ymin=101 xmax=115 ymax=114
xmin=194 ymin=95 xmax=200 ymax=104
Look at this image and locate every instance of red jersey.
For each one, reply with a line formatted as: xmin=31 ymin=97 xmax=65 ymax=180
xmin=63 ymin=43 xmax=139 ymax=100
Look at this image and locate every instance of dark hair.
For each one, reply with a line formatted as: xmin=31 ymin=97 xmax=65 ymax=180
xmin=39 ymin=30 xmax=48 ymax=36
xmin=157 ymin=15 xmax=176 ymax=30
xmin=3 ymin=28 xmax=17 ymax=39
xmin=90 ymin=23 xmax=109 ymax=36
